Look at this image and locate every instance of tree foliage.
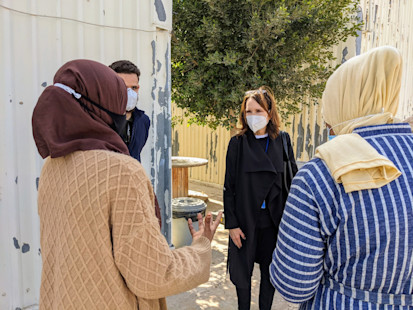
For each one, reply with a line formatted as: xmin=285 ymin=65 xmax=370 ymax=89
xmin=172 ymin=0 xmax=361 ymax=128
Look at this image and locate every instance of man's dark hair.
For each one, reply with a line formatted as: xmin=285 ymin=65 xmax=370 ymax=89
xmin=109 ymin=60 xmax=140 ymax=79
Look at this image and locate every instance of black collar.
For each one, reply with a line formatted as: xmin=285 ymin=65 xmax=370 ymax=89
xmin=241 ymin=130 xmax=283 ymax=173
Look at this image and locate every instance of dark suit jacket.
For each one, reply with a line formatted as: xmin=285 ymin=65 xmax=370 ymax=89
xmin=128 ymin=108 xmax=150 ymax=162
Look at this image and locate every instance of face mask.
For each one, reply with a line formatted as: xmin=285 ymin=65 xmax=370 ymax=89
xmin=126 ymin=88 xmax=138 ymax=111
xmin=246 ymin=115 xmax=269 ymax=133
xmin=84 ymin=98 xmax=127 ymax=137
xmin=78 ymin=98 xmax=127 ymax=138
xmin=107 ymin=111 xmax=127 ymax=137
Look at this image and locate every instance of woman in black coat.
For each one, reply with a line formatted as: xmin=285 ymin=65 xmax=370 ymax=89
xmin=224 ymin=86 xmax=297 ymax=310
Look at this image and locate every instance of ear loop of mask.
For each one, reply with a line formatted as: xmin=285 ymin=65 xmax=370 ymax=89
xmin=54 ymin=83 xmax=127 ymax=136
xmin=55 ymin=83 xmax=95 ymax=117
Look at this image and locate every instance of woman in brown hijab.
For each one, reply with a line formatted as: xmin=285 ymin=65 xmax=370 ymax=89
xmin=32 ymin=59 xmax=221 ymax=310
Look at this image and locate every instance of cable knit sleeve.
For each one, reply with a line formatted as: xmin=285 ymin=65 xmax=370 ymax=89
xmin=110 ymin=159 xmax=211 ymax=300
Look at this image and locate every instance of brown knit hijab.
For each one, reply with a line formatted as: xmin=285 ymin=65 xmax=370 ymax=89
xmin=32 ymin=59 xmax=130 ymax=158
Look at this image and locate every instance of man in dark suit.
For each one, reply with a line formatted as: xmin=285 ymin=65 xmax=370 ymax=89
xmin=109 ymin=60 xmax=161 ymax=227
xmin=109 ymin=60 xmax=150 ymax=162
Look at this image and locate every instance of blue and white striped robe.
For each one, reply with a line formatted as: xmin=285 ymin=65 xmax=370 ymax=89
xmin=270 ymin=123 xmax=413 ymax=309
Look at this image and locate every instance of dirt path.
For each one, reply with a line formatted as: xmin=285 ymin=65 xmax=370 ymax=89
xmin=166 ymin=223 xmax=299 ymax=310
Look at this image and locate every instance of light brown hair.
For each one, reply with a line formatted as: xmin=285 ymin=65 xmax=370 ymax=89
xmin=237 ymin=86 xmax=280 ymax=139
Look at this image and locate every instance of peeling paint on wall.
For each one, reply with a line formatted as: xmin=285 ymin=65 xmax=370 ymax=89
xmin=359 ymin=0 xmax=413 ymax=119
xmin=154 ymin=0 xmax=167 ymax=22
xmin=305 ymin=122 xmax=313 ymax=156
xmin=341 ymin=47 xmax=349 ymax=63
xmin=295 ymin=114 xmax=304 ymax=160
xmin=151 ymin=41 xmax=157 ymax=184
xmin=172 ymin=131 xmax=179 ymax=155
xmin=12 ymin=238 xmax=31 ymax=253
xmin=151 ymin=41 xmax=156 ymax=76
xmin=160 ymin=44 xmax=172 ymax=230
xmin=2 ymin=1 xmax=173 ymax=308
xmin=314 ymin=122 xmax=323 ymax=149
xmin=208 ymin=132 xmax=218 ymax=166
xmin=21 ymin=244 xmax=30 ymax=254
xmin=151 ymin=37 xmax=172 ymax=243
xmin=13 ymin=237 xmax=20 ymax=249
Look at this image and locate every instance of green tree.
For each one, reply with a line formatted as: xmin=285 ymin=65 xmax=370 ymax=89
xmin=172 ymin=0 xmax=361 ymax=128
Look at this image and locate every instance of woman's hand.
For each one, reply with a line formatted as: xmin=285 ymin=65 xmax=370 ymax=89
xmin=188 ymin=211 xmax=223 ymax=242
xmin=229 ymin=228 xmax=246 ymax=249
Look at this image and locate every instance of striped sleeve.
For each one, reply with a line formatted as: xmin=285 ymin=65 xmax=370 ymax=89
xmin=270 ymin=168 xmax=326 ymax=303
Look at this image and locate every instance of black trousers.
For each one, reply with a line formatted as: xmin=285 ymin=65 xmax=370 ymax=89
xmin=235 ymin=225 xmax=276 ymax=310
xmin=236 ymin=262 xmax=275 ymax=310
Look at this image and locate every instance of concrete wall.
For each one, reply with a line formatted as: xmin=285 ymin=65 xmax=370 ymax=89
xmin=0 ymin=0 xmax=172 ymax=308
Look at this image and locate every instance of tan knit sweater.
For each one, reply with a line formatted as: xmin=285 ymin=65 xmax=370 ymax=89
xmin=37 ymin=150 xmax=211 ymax=309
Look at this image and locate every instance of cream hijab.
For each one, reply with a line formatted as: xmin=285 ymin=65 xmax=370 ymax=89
xmin=315 ymin=46 xmax=402 ymax=193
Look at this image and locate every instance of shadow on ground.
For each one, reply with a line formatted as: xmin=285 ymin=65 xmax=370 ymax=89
xmin=166 ymin=224 xmax=298 ymax=309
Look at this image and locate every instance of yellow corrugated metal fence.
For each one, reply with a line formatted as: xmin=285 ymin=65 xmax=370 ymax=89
xmin=172 ymin=0 xmax=413 ymax=186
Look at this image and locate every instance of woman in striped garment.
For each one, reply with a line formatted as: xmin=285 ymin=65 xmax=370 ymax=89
xmin=270 ymin=46 xmax=413 ymax=309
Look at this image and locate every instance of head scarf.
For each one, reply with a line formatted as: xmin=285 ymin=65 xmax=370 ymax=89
xmin=315 ymin=47 xmax=402 ymax=193
xmin=322 ymin=46 xmax=402 ymax=134
xmin=32 ymin=59 xmax=130 ymax=158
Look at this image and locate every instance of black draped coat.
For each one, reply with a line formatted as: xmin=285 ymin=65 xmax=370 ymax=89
xmin=223 ymin=129 xmax=297 ymax=288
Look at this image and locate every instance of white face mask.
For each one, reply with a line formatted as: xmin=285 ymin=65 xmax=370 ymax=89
xmin=126 ymin=88 xmax=138 ymax=111
xmin=246 ymin=115 xmax=269 ymax=133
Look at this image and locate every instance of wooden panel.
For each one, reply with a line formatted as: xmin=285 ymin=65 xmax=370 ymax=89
xmin=172 ymin=167 xmax=188 ymax=198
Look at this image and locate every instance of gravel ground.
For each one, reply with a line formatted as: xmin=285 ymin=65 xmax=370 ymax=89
xmin=166 ymin=180 xmax=300 ymax=310
xmin=166 ymin=223 xmax=299 ymax=310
